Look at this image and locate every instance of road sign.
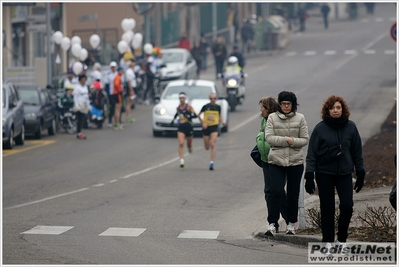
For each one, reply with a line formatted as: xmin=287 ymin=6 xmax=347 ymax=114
xmin=390 ymin=23 xmax=396 ymax=41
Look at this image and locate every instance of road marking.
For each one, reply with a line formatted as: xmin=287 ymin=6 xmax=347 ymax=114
xmin=93 ymin=183 xmax=105 ymax=187
xmin=21 ymin=225 xmax=74 ymax=235
xmin=284 ymin=51 xmax=297 ymax=56
xmin=324 ymin=50 xmax=336 ymax=55
xmin=363 ymin=49 xmax=376 ymax=54
xmin=344 ymin=50 xmax=358 ymax=55
xmin=304 ymin=51 xmax=316 ymax=56
xmin=384 ymin=50 xmax=396 ymax=54
xmin=178 ymin=230 xmax=220 ymax=239
xmin=99 ymin=227 xmax=146 ymax=237
xmin=375 ymin=18 xmax=384 ymax=22
xmin=2 ymin=140 xmax=56 ymax=157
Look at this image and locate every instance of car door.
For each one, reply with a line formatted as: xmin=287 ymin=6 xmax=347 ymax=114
xmin=9 ymin=83 xmax=24 ymax=136
xmin=39 ymin=89 xmax=54 ymax=128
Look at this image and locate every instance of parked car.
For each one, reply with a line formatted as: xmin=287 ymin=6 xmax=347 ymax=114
xmin=152 ymin=79 xmax=229 ymax=137
xmin=16 ymin=86 xmax=57 ymax=139
xmin=2 ymin=81 xmax=25 ymax=149
xmin=158 ymin=48 xmax=198 ymax=90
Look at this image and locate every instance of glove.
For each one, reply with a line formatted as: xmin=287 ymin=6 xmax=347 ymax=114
xmin=354 ymin=170 xmax=365 ymax=193
xmin=304 ymin=172 xmax=315 ymax=195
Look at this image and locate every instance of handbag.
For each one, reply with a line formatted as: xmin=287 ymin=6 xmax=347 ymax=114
xmin=250 ymin=145 xmax=263 ymax=168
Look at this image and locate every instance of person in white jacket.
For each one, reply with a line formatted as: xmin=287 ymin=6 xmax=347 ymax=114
xmin=73 ymin=74 xmax=91 ymax=139
xmin=264 ymin=91 xmax=309 ymax=236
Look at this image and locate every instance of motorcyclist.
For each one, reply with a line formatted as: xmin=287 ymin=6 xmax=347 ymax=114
xmin=221 ymin=56 xmax=245 ymax=84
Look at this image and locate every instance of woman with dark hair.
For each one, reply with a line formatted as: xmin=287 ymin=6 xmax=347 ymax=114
xmin=265 ymin=91 xmax=309 ymax=236
xmin=304 ymin=95 xmax=365 ymax=246
xmin=256 ymin=97 xmax=287 ymax=234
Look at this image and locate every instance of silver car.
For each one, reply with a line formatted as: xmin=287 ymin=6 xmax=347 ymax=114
xmin=158 ymin=48 xmax=198 ymax=90
xmin=152 ymin=79 xmax=229 ymax=137
xmin=2 ymin=81 xmax=25 ymax=149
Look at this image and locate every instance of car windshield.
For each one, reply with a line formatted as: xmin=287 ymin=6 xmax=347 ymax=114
xmin=18 ymin=89 xmax=40 ymax=105
xmin=162 ymin=52 xmax=183 ymax=63
xmin=163 ymin=85 xmax=213 ymax=100
xmin=2 ymin=87 xmax=6 ymax=108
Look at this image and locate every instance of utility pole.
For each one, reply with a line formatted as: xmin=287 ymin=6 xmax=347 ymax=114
xmin=46 ymin=2 xmax=52 ymax=87
xmin=212 ymin=3 xmax=217 ymax=41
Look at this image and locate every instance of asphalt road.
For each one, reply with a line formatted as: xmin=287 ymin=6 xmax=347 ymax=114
xmin=3 ymin=3 xmax=397 ymax=265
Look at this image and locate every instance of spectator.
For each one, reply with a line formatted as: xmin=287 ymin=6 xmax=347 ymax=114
xmin=211 ymin=36 xmax=227 ymax=79
xmin=73 ymin=74 xmax=91 ymax=140
xmin=124 ymin=60 xmax=137 ymax=123
xmin=199 ymin=32 xmax=209 ymax=71
xmin=321 ymin=3 xmax=331 ymax=29
xmin=90 ymin=62 xmax=102 ymax=83
xmin=229 ymin=44 xmax=245 ymax=69
xmin=112 ymin=66 xmax=125 ymax=130
xmin=297 ymin=5 xmax=307 ymax=32
xmin=240 ymin=20 xmax=255 ymax=54
xmin=190 ymin=41 xmax=203 ymax=79
xmin=105 ymin=61 xmax=118 ymax=127
xmin=178 ymin=33 xmax=191 ymax=50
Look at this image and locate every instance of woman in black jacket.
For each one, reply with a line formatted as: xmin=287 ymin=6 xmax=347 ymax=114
xmin=304 ymin=95 xmax=365 ymax=246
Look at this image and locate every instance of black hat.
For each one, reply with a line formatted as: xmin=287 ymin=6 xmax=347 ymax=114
xmin=78 ymin=74 xmax=87 ymax=81
xmin=233 ymin=44 xmax=239 ymax=49
xmin=278 ymin=91 xmax=298 ymax=112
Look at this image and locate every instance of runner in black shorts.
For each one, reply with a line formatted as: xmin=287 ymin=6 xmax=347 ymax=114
xmin=198 ymin=93 xmax=226 ymax=170
xmin=171 ymin=92 xmax=198 ymax=168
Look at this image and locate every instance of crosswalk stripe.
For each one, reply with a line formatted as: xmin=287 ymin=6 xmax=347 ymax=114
xmin=178 ymin=230 xmax=220 ymax=239
xmin=99 ymin=227 xmax=146 ymax=237
xmin=21 ymin=225 xmax=74 ymax=235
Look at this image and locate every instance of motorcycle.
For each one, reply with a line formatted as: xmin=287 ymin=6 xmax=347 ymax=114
xmin=221 ymin=70 xmax=246 ymax=111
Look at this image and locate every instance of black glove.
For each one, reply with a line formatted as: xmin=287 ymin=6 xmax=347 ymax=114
xmin=354 ymin=170 xmax=365 ymax=193
xmin=304 ymin=172 xmax=315 ymax=195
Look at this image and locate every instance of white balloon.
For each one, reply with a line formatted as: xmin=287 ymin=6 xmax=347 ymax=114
xmin=60 ymin=36 xmax=71 ymax=51
xmin=72 ymin=61 xmax=83 ymax=76
xmin=121 ymin=18 xmax=133 ymax=32
xmin=71 ymin=36 xmax=82 ymax=45
xmin=132 ymin=38 xmax=141 ymax=49
xmin=89 ymin=34 xmax=101 ymax=49
xmin=122 ymin=30 xmax=134 ymax=44
xmin=71 ymin=43 xmax=82 ymax=58
xmin=133 ymin=32 xmax=143 ymax=43
xmin=143 ymin=43 xmax=153 ymax=55
xmin=52 ymin=31 xmax=63 ymax=45
xmin=79 ymin=48 xmax=88 ymax=61
xmin=117 ymin=40 xmax=128 ymax=54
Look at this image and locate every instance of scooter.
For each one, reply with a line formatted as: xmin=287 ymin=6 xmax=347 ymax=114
xmin=221 ymin=71 xmax=246 ymax=112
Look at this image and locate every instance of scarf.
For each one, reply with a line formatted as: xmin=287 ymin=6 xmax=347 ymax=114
xmin=324 ymin=116 xmax=349 ymax=129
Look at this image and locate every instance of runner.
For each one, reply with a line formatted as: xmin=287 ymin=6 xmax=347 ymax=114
xmin=198 ymin=93 xmax=226 ymax=170
xmin=171 ymin=92 xmax=198 ymax=168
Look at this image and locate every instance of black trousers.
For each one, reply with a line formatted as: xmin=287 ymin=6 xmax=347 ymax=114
xmin=76 ymin=111 xmax=85 ymax=134
xmin=268 ymin=164 xmax=303 ymax=226
xmin=315 ymin=173 xmax=353 ymax=242
xmin=262 ymin=161 xmax=287 ymax=229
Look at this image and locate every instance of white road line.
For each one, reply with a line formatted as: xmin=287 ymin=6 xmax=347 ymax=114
xmin=384 ymin=50 xmax=396 ymax=54
xmin=285 ymin=51 xmax=297 ymax=56
xmin=4 ymin=188 xmax=90 ymax=210
xmin=344 ymin=50 xmax=358 ymax=55
xmin=109 ymin=179 xmax=118 ymax=183
xmin=363 ymin=50 xmax=376 ymax=54
xmin=93 ymin=183 xmax=105 ymax=187
xmin=99 ymin=227 xmax=146 ymax=237
xmin=375 ymin=18 xmax=384 ymax=22
xmin=178 ymin=230 xmax=220 ymax=239
xmin=389 ymin=17 xmax=396 ymax=21
xmin=21 ymin=225 xmax=74 ymax=235
xmin=324 ymin=50 xmax=336 ymax=55
xmin=304 ymin=51 xmax=316 ymax=56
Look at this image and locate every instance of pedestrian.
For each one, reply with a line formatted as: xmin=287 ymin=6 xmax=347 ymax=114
xmin=170 ymin=92 xmax=198 ymax=168
xmin=64 ymin=72 xmax=77 ymax=89
xmin=265 ymin=91 xmax=309 ymax=236
xmin=105 ymin=61 xmax=118 ymax=127
xmin=197 ymin=93 xmax=227 ymax=170
xmin=211 ymin=36 xmax=227 ymax=79
xmin=90 ymin=62 xmax=102 ymax=83
xmin=124 ymin=60 xmax=137 ymax=123
xmin=88 ymin=81 xmax=105 ymax=128
xmin=177 ymin=32 xmax=191 ymax=50
xmin=255 ymin=96 xmax=288 ymax=235
xmin=321 ymin=3 xmax=331 ymax=29
xmin=112 ymin=66 xmax=124 ymax=130
xmin=190 ymin=40 xmax=203 ymax=79
xmin=297 ymin=4 xmax=307 ymax=32
xmin=304 ymin=95 xmax=365 ymax=246
xmin=199 ymin=32 xmax=209 ymax=71
xmin=240 ymin=20 xmax=255 ymax=54
xmin=73 ymin=74 xmax=91 ymax=139
xmin=229 ymin=44 xmax=245 ymax=70
xmin=143 ymin=52 xmax=157 ymax=105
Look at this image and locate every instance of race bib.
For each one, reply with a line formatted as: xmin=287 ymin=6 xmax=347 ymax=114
xmin=204 ymin=110 xmax=219 ymax=126
xmin=179 ymin=114 xmax=188 ymax=123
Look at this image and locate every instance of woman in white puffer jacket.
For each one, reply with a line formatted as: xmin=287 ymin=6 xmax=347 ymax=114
xmin=264 ymin=91 xmax=309 ymax=236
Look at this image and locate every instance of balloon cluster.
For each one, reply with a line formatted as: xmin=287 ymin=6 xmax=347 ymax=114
xmin=52 ymin=30 xmax=101 ymax=75
xmin=118 ymin=18 xmax=144 ymax=56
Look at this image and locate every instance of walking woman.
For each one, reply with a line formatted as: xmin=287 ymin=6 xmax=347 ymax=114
xmin=171 ymin=92 xmax=198 ymax=168
xmin=304 ymin=95 xmax=365 ymax=245
xmin=256 ymin=97 xmax=287 ymax=235
xmin=265 ymin=91 xmax=309 ymax=236
xmin=73 ymin=74 xmax=91 ymax=140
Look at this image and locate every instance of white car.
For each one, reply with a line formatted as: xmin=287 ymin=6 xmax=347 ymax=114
xmin=152 ymin=79 xmax=229 ymax=137
xmin=158 ymin=48 xmax=198 ymax=90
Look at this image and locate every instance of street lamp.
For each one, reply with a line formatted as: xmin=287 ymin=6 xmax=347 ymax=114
xmin=132 ymin=3 xmax=153 ymax=44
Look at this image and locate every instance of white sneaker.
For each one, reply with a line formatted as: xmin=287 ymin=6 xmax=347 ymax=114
xmin=286 ymin=222 xmax=295 ymax=235
xmin=265 ymin=223 xmax=276 ymax=237
xmin=180 ymin=159 xmax=184 ymax=168
xmin=335 ymin=240 xmax=348 ymax=255
xmin=130 ymin=94 xmax=137 ymax=100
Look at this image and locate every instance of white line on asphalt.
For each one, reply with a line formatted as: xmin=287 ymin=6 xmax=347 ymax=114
xmin=109 ymin=179 xmax=118 ymax=183
xmin=324 ymin=50 xmax=336 ymax=55
xmin=93 ymin=183 xmax=105 ymax=187
xmin=4 ymin=188 xmax=90 ymax=210
xmin=304 ymin=51 xmax=317 ymax=56
xmin=21 ymin=225 xmax=74 ymax=235
xmin=178 ymin=230 xmax=220 ymax=239
xmin=99 ymin=227 xmax=146 ymax=237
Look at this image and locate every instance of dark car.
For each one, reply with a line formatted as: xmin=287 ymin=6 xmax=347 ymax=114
xmin=2 ymin=81 xmax=25 ymax=149
xmin=16 ymin=86 xmax=57 ymax=139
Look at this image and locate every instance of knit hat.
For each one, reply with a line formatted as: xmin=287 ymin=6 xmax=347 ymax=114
xmin=278 ymin=91 xmax=295 ymax=104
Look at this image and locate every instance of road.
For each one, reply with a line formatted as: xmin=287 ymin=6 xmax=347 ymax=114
xmin=3 ymin=3 xmax=396 ymax=264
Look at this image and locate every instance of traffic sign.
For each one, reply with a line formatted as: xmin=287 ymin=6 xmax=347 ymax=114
xmin=390 ymin=23 xmax=396 ymax=41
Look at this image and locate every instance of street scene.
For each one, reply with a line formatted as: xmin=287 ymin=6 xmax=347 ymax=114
xmin=2 ymin=2 xmax=397 ymax=265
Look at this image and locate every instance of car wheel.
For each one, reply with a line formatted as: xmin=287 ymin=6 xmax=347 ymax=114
xmin=15 ymin=124 xmax=25 ymax=145
xmin=48 ymin=118 xmax=56 ymax=136
xmin=34 ymin=124 xmax=42 ymax=139
xmin=153 ymin=130 xmax=163 ymax=137
xmin=4 ymin=128 xmax=14 ymax=149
